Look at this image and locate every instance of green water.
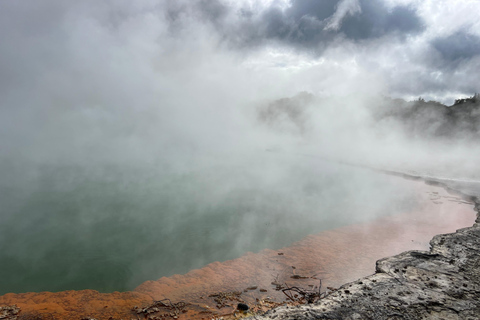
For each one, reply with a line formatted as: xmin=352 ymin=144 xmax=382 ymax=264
xmin=0 ymin=156 xmax=418 ymax=294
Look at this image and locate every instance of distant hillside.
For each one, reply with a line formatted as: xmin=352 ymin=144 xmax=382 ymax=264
xmin=257 ymin=92 xmax=480 ymax=141
xmin=376 ymin=93 xmax=480 ymax=140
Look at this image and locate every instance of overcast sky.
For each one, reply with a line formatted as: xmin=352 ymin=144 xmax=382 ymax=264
xmin=1 ymin=0 xmax=480 ymax=166
xmin=200 ymin=0 xmax=480 ymax=103
xmin=1 ymin=0 xmax=479 ymax=103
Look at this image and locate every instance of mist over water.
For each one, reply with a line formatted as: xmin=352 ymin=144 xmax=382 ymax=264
xmin=0 ymin=155 xmax=418 ymax=294
xmin=1 ymin=1 xmax=479 ymax=295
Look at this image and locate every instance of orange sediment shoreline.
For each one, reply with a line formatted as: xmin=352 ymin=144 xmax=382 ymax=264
xmin=0 ymin=179 xmax=476 ymax=319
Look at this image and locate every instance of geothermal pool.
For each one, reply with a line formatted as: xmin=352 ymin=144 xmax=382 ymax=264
xmin=0 ymin=172 xmax=476 ymax=320
xmin=0 ymin=154 xmax=429 ymax=295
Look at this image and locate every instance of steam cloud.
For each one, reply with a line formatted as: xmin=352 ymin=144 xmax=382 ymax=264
xmin=0 ymin=0 xmax=479 ymax=294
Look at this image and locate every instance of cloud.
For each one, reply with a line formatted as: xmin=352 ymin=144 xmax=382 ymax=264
xmin=185 ymin=0 xmax=477 ymax=102
xmin=372 ymin=28 xmax=480 ymax=101
xmin=1 ymin=0 xmax=477 ymax=112
xmin=214 ymin=0 xmax=424 ymax=53
xmin=432 ymin=31 xmax=480 ymax=63
xmin=190 ymin=0 xmax=231 ymax=29
xmin=324 ymin=0 xmax=362 ymax=31
xmin=339 ymin=0 xmax=424 ymax=40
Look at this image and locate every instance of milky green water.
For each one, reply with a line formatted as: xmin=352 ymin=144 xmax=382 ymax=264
xmin=0 ymin=156 xmax=418 ymax=294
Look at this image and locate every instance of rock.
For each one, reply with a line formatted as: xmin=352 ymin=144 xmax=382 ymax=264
xmin=252 ymin=181 xmax=480 ymax=320
xmin=0 ymin=305 xmax=20 ymax=320
xmin=237 ymin=303 xmax=249 ymax=311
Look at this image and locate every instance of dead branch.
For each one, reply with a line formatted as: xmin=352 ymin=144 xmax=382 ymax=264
xmin=281 ymin=279 xmax=326 ymax=304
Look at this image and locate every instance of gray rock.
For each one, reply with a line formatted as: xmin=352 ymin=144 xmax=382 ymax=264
xmin=252 ymin=180 xmax=480 ymax=320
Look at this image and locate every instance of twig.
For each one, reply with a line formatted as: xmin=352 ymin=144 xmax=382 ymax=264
xmin=318 ymin=279 xmax=322 ymax=297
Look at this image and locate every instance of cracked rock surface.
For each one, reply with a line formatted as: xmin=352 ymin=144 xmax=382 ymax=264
xmin=252 ymin=182 xmax=480 ymax=320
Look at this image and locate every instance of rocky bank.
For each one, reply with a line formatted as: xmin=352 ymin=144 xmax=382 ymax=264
xmin=252 ymin=178 xmax=480 ymax=320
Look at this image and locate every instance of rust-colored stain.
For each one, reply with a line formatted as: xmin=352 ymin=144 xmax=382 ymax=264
xmin=0 ymin=290 xmax=152 ymax=320
xmin=0 ymin=181 xmax=475 ymax=319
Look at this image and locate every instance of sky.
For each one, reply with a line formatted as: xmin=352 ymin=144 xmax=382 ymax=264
xmin=0 ymin=0 xmax=479 ymax=166
xmin=2 ymin=1 xmax=479 ymax=103
xmin=204 ymin=0 xmax=480 ymax=102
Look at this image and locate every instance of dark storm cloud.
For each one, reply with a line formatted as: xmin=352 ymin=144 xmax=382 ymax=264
xmin=259 ymin=4 xmax=333 ymax=49
xmin=215 ymin=0 xmax=424 ymax=52
xmin=286 ymin=0 xmax=338 ymax=21
xmin=341 ymin=1 xmax=424 ymax=39
xmin=432 ymin=31 xmax=480 ymax=63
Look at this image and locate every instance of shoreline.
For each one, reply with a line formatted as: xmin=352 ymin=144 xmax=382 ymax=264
xmin=0 ymin=175 xmax=477 ymax=319
xmin=254 ymin=174 xmax=480 ymax=320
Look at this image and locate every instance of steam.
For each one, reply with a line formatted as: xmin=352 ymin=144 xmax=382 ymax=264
xmin=0 ymin=0 xmax=478 ymax=294
xmin=324 ymin=0 xmax=362 ymax=31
